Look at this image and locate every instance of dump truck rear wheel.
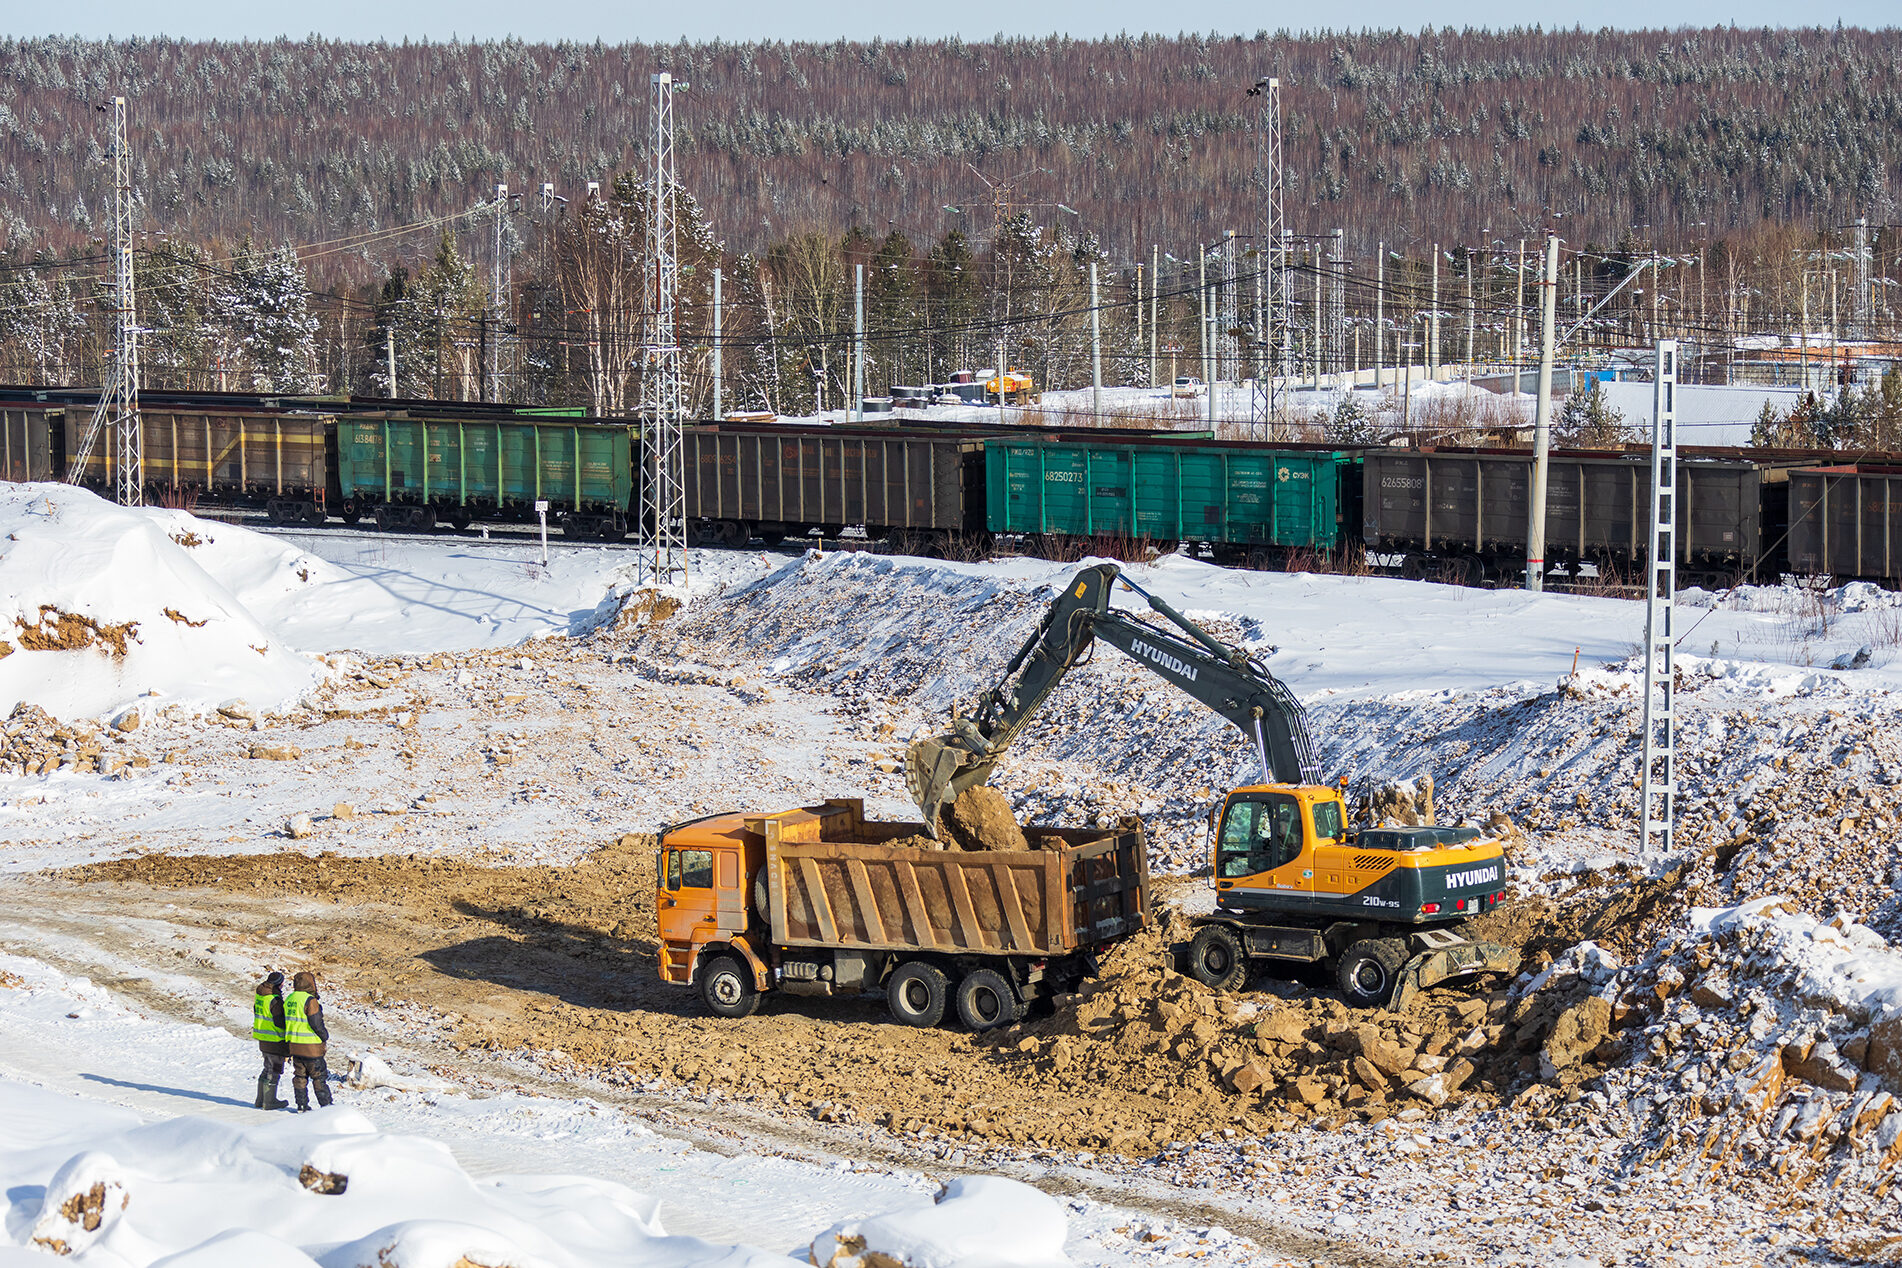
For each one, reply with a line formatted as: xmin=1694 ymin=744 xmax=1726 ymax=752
xmin=1336 ymin=938 xmax=1409 ymax=1007
xmin=1186 ymin=925 xmax=1247 ymax=992
xmin=954 ymin=968 xmax=1021 ymax=1032
xmin=886 ymin=960 xmax=947 ymax=1028
xmin=698 ymin=954 xmax=761 ymax=1018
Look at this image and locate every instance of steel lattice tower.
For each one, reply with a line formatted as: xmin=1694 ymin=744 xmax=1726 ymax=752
xmin=1219 ymin=230 xmax=1239 ymax=385
xmin=638 ymin=72 xmax=688 ymax=587
xmin=489 ymin=184 xmax=509 ymax=403
xmin=1249 ymin=78 xmax=1286 ymax=437
xmin=68 ymin=96 xmax=141 ymax=503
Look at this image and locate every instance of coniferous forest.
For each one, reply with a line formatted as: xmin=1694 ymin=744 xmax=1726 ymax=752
xmin=1 ymin=28 xmax=1898 ymax=416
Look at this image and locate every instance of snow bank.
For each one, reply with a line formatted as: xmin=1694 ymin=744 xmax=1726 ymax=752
xmin=809 ymin=1176 xmax=1070 ymax=1268
xmin=1691 ymin=898 xmax=1902 ymax=1026
xmin=0 ymin=484 xmax=324 ymax=721
xmin=0 ymin=1077 xmax=797 ymax=1267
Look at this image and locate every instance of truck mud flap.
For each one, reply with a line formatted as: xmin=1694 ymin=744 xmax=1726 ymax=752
xmin=1389 ymin=940 xmax=1520 ymax=1013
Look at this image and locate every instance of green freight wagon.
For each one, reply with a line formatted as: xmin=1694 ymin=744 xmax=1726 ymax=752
xmin=334 ymin=415 xmax=636 ymax=536
xmin=985 ymin=439 xmax=1355 ymax=563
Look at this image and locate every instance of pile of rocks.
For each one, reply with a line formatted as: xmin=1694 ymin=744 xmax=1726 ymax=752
xmin=0 ymin=703 xmax=147 ymax=778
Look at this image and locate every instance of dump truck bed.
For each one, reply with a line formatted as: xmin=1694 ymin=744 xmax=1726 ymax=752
xmin=756 ymin=800 xmax=1147 ymax=958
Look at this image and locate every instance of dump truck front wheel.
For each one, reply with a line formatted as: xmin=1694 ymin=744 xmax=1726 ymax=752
xmin=955 ymin=968 xmax=1022 ymax=1031
xmin=1187 ymin=925 xmax=1247 ymax=992
xmin=699 ymin=954 xmax=762 ymax=1018
xmin=887 ymin=960 xmax=948 ymax=1028
xmin=1336 ymin=938 xmax=1409 ymax=1007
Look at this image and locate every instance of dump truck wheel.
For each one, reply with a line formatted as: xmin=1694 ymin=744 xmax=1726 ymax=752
xmin=698 ymin=954 xmax=761 ymax=1018
xmin=1336 ymin=938 xmax=1409 ymax=1007
xmin=954 ymin=968 xmax=1022 ymax=1032
xmin=1186 ymin=925 xmax=1247 ymax=992
xmin=886 ymin=960 xmax=947 ymax=1028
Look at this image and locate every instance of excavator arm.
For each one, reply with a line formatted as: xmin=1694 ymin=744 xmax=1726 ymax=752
xmin=905 ymin=563 xmax=1324 ymax=835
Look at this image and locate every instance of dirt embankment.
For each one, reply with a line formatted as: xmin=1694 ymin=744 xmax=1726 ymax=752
xmin=56 ymin=836 xmax=1636 ymax=1157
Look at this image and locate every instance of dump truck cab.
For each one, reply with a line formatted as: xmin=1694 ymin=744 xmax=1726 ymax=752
xmin=656 ymin=813 xmax=770 ymax=1010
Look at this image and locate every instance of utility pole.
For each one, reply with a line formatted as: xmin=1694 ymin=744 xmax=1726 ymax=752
xmin=1514 ymin=238 xmax=1526 ymax=373
xmin=1854 ymin=217 xmax=1872 ymax=341
xmin=68 ymin=95 xmax=141 ymax=503
xmin=1374 ymin=244 xmax=1384 ymax=390
xmin=1801 ymin=272 xmax=1811 ymax=391
xmin=1463 ymin=251 xmax=1475 ymax=372
xmin=854 ymin=263 xmax=865 ymax=423
xmin=711 ymin=266 xmax=723 ymax=421
xmin=1150 ymin=244 xmax=1160 ymax=388
xmin=1090 ymin=262 xmax=1104 ymax=420
xmin=1525 ymin=234 xmax=1560 ymax=592
xmin=489 ymin=183 xmax=508 ymax=403
xmin=638 ymin=71 xmax=687 ymax=587
xmin=1429 ymin=245 xmax=1440 ymax=380
xmin=1134 ymin=262 xmax=1143 ymax=384
xmin=1200 ymin=249 xmax=1216 ymax=425
xmin=1312 ymin=250 xmax=1323 ymax=390
xmin=386 ymin=326 xmax=397 ymax=397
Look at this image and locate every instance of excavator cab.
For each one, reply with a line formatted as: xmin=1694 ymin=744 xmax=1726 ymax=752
xmin=1213 ymin=785 xmax=1344 ymax=892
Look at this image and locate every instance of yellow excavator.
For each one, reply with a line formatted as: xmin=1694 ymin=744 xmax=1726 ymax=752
xmin=906 ymin=563 xmax=1516 ymax=1009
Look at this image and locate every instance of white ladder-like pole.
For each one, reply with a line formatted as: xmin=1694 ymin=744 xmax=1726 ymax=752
xmin=1640 ymin=340 xmax=1678 ymax=858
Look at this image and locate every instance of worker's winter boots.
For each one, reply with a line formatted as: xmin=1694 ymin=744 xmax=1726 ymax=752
xmin=255 ymin=1073 xmax=288 ymax=1111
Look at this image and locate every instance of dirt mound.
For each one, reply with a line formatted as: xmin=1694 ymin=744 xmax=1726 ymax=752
xmin=941 ymin=786 xmax=1030 ymax=852
xmin=15 ymin=606 xmax=139 ymax=657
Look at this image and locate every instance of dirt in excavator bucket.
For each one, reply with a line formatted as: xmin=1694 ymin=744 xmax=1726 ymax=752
xmin=941 ymin=786 xmax=1031 ymax=852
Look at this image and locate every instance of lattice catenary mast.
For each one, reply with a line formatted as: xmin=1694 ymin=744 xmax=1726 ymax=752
xmin=1249 ymin=77 xmax=1287 ymax=437
xmin=637 ymin=72 xmax=688 ymax=586
xmin=68 ymin=95 xmax=141 ymax=503
xmin=1639 ymin=340 xmax=1679 ymax=858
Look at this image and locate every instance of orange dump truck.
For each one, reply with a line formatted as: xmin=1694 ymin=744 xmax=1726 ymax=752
xmin=656 ymin=798 xmax=1148 ymax=1030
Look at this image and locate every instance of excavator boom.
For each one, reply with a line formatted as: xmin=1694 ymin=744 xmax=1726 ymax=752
xmin=906 ymin=563 xmax=1322 ymax=834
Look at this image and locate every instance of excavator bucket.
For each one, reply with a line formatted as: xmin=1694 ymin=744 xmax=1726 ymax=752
xmin=904 ymin=731 xmax=994 ymax=839
xmin=1388 ymin=940 xmax=1520 ymax=1014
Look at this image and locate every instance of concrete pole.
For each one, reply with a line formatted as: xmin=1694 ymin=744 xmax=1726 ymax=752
xmin=1514 ymin=239 xmax=1526 ymax=380
xmin=1090 ymin=262 xmax=1103 ymax=422
xmin=1374 ymin=244 xmax=1384 ymax=390
xmin=853 ymin=264 xmax=864 ymax=423
xmin=1134 ymin=263 xmax=1143 ymax=384
xmin=385 ymin=325 xmax=397 ymax=398
xmin=1526 ymin=234 xmax=1560 ymax=592
xmin=1464 ymin=253 xmax=1475 ymax=373
xmin=1150 ymin=244 xmax=1160 ymax=388
xmin=1312 ymin=251 xmax=1322 ymax=390
xmin=711 ymin=266 xmax=723 ymax=422
xmin=1203 ymin=282 xmax=1217 ymax=426
xmin=1430 ymin=246 xmax=1440 ymax=379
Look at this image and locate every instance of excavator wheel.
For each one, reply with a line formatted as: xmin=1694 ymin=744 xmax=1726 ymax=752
xmin=698 ymin=954 xmax=762 ymax=1018
xmin=954 ymin=968 xmax=1023 ymax=1032
xmin=1336 ymin=938 xmax=1410 ymax=1008
xmin=886 ymin=960 xmax=948 ymax=1028
xmin=1186 ymin=925 xmax=1248 ymax=992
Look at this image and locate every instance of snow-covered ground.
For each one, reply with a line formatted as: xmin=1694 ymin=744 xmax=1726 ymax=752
xmin=6 ymin=486 xmax=1902 ymax=1264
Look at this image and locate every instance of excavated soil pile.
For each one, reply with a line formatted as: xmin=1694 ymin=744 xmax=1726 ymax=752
xmin=940 ymin=786 xmax=1030 ymax=852
xmin=55 ymin=841 xmax=1639 ymax=1156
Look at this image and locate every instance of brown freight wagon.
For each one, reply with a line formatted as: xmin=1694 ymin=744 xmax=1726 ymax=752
xmin=1362 ymin=447 xmax=1792 ymax=585
xmin=1788 ymin=465 xmax=1902 ymax=582
xmin=681 ymin=424 xmax=985 ymax=547
xmin=1 ymin=403 xmax=341 ymax=521
xmin=656 ymin=798 xmax=1148 ymax=1030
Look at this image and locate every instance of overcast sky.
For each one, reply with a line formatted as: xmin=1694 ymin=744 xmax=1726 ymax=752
xmin=17 ymin=0 xmax=1898 ymax=43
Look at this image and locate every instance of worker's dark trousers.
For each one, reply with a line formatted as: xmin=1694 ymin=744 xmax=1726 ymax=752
xmin=256 ymin=1045 xmax=289 ymax=1109
xmin=291 ymin=1056 xmax=332 ymax=1110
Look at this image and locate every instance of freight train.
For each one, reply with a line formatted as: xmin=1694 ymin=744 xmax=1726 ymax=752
xmin=0 ymin=386 xmax=1889 ymax=588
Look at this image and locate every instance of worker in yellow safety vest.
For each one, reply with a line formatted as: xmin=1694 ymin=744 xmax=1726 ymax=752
xmin=252 ymin=971 xmax=290 ymax=1110
xmin=283 ymin=970 xmax=334 ymax=1111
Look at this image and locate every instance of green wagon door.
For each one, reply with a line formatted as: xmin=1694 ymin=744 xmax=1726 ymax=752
xmin=461 ymin=424 xmax=501 ymax=502
xmin=575 ymin=425 xmax=632 ymax=509
xmin=1225 ymin=452 xmax=1275 ymax=544
xmin=1266 ymin=453 xmax=1337 ymax=548
xmin=1131 ymin=449 xmax=1187 ymax=541
xmin=1083 ymin=448 xmax=1133 ymax=536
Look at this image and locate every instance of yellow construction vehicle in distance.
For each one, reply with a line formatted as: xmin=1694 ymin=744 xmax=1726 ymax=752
xmin=985 ymin=368 xmax=1037 ymax=406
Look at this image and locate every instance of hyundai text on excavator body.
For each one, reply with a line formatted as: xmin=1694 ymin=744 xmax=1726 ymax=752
xmin=905 ymin=563 xmax=1516 ymax=1009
